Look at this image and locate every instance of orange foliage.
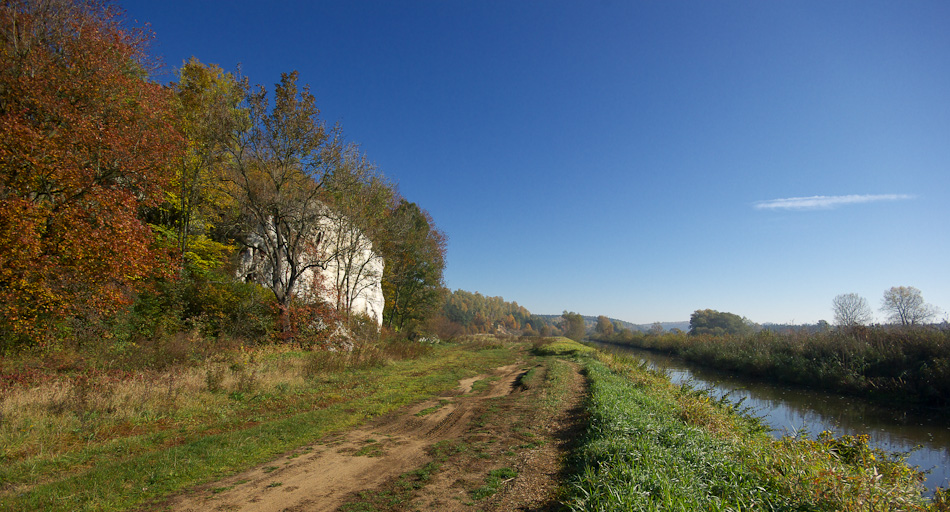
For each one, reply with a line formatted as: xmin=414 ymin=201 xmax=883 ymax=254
xmin=0 ymin=0 xmax=184 ymax=343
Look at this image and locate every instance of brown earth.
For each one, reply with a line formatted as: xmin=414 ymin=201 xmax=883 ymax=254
xmin=155 ymin=360 xmax=586 ymax=512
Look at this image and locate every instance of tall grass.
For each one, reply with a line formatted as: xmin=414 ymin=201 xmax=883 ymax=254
xmin=0 ymin=335 xmax=504 ymax=511
xmin=564 ymin=351 xmax=938 ymax=511
xmin=596 ymin=326 xmax=950 ymax=406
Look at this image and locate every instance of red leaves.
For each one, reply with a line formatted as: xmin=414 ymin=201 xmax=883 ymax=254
xmin=0 ymin=0 xmax=184 ymax=343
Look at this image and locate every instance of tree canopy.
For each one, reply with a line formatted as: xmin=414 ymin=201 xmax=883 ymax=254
xmin=832 ymin=293 xmax=874 ymax=327
xmin=380 ymin=200 xmax=447 ymax=332
xmin=0 ymin=0 xmax=183 ymax=342
xmin=880 ymin=286 xmax=939 ymax=326
xmin=688 ymin=309 xmax=754 ymax=337
xmin=0 ymin=0 xmax=450 ymax=349
xmin=562 ymin=311 xmax=587 ymax=341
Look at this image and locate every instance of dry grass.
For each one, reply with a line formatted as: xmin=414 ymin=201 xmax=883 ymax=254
xmin=0 ymin=338 xmax=437 ymax=482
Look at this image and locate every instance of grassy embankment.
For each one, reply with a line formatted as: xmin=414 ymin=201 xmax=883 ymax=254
xmin=594 ymin=327 xmax=950 ymax=406
xmin=4 ymin=335 xmax=946 ymax=511
xmin=533 ymin=338 xmax=946 ymax=511
xmin=0 ymin=337 xmax=517 ymax=511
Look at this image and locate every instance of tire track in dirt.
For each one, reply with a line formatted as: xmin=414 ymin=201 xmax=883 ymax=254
xmin=159 ymin=364 xmax=527 ymax=512
xmin=406 ymin=361 xmax=588 ymax=511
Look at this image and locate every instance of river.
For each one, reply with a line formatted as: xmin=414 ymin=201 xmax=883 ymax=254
xmin=592 ymin=342 xmax=950 ymax=494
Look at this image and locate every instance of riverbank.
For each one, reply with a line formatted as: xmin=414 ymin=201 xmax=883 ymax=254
xmin=566 ymin=347 xmax=941 ymax=510
xmin=591 ymin=327 xmax=950 ymax=408
xmin=2 ymin=336 xmax=945 ymax=510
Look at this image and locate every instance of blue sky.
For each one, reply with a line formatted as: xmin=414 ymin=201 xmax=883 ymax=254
xmin=122 ymin=0 xmax=950 ymax=325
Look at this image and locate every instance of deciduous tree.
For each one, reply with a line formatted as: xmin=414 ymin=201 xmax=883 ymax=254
xmin=168 ymin=58 xmax=247 ymax=268
xmin=689 ymin=309 xmax=753 ymax=337
xmin=562 ymin=311 xmax=586 ymax=341
xmin=0 ymin=0 xmax=182 ymax=344
xmin=832 ymin=293 xmax=874 ymax=327
xmin=880 ymin=286 xmax=938 ymax=326
xmin=228 ymin=71 xmax=342 ymax=335
xmin=381 ymin=200 xmax=447 ymax=331
xmin=595 ymin=315 xmax=614 ymax=336
xmin=322 ymin=147 xmax=393 ymax=324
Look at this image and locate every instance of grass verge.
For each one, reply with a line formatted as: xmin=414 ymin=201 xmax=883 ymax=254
xmin=563 ymin=350 xmax=941 ymax=511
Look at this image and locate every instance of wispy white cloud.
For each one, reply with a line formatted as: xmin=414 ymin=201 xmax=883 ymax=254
xmin=753 ymin=194 xmax=915 ymax=211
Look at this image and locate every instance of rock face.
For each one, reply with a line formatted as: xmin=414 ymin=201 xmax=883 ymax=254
xmin=236 ymin=213 xmax=385 ymax=326
xmin=320 ymin=234 xmax=385 ymax=325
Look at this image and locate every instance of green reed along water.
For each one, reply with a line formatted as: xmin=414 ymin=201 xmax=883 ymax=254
xmin=562 ymin=348 xmax=941 ymax=511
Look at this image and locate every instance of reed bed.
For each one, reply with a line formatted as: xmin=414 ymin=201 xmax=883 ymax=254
xmin=597 ymin=327 xmax=950 ymax=406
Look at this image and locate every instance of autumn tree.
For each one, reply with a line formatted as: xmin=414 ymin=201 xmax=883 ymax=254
xmin=0 ymin=0 xmax=183 ymax=345
xmin=321 ymin=147 xmax=393 ymax=324
xmin=167 ymin=57 xmax=247 ymax=269
xmin=880 ymin=286 xmax=939 ymax=326
xmin=381 ymin=200 xmax=447 ymax=331
xmin=831 ymin=293 xmax=873 ymax=327
xmin=227 ymin=71 xmax=342 ymax=335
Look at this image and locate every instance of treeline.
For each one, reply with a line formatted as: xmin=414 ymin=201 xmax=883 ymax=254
xmin=0 ymin=1 xmax=445 ymax=353
xmin=436 ymin=290 xmax=559 ymax=336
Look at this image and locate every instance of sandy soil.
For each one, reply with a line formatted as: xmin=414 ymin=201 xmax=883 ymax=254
xmin=155 ymin=361 xmax=586 ymax=512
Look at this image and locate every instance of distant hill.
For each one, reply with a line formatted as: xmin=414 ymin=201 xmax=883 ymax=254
xmin=536 ymin=314 xmax=689 ymax=333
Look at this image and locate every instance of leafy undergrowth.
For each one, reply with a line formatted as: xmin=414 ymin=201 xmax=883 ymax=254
xmin=564 ymin=350 xmax=943 ymax=511
xmin=0 ymin=338 xmax=517 ymax=511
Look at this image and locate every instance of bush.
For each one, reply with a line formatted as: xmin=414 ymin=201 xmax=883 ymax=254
xmin=120 ymin=266 xmax=275 ymax=343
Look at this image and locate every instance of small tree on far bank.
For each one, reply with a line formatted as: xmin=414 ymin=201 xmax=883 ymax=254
xmin=688 ymin=309 xmax=754 ymax=337
xmin=562 ymin=311 xmax=586 ymax=341
xmin=881 ymin=286 xmax=939 ymax=326
xmin=832 ymin=293 xmax=874 ymax=327
xmin=595 ymin=315 xmax=614 ymax=336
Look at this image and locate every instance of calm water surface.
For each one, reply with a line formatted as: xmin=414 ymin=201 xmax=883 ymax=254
xmin=593 ymin=342 xmax=950 ymax=494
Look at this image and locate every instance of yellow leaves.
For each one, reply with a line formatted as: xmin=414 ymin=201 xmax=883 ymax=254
xmin=184 ymin=235 xmax=234 ymax=271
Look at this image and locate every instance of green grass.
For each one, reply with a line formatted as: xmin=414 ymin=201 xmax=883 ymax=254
xmin=352 ymin=441 xmax=385 ymax=458
xmin=562 ymin=351 xmax=935 ymax=511
xmin=0 ymin=341 xmax=517 ymax=511
xmin=471 ymin=467 xmax=518 ymax=500
xmin=414 ymin=399 xmax=450 ymax=417
xmin=530 ymin=336 xmax=596 ymax=357
xmin=469 ymin=377 xmax=493 ymax=394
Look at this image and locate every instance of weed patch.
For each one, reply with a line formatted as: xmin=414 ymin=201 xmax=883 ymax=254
xmin=471 ymin=467 xmax=517 ymax=500
xmin=415 ymin=399 xmax=450 ymax=417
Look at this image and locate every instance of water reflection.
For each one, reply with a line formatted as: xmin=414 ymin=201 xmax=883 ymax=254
xmin=593 ymin=342 xmax=950 ymax=493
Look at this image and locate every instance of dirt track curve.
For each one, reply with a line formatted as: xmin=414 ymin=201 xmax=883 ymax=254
xmin=159 ymin=362 xmax=570 ymax=512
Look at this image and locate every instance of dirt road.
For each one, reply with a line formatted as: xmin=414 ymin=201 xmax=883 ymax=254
xmin=157 ymin=360 xmax=585 ymax=511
